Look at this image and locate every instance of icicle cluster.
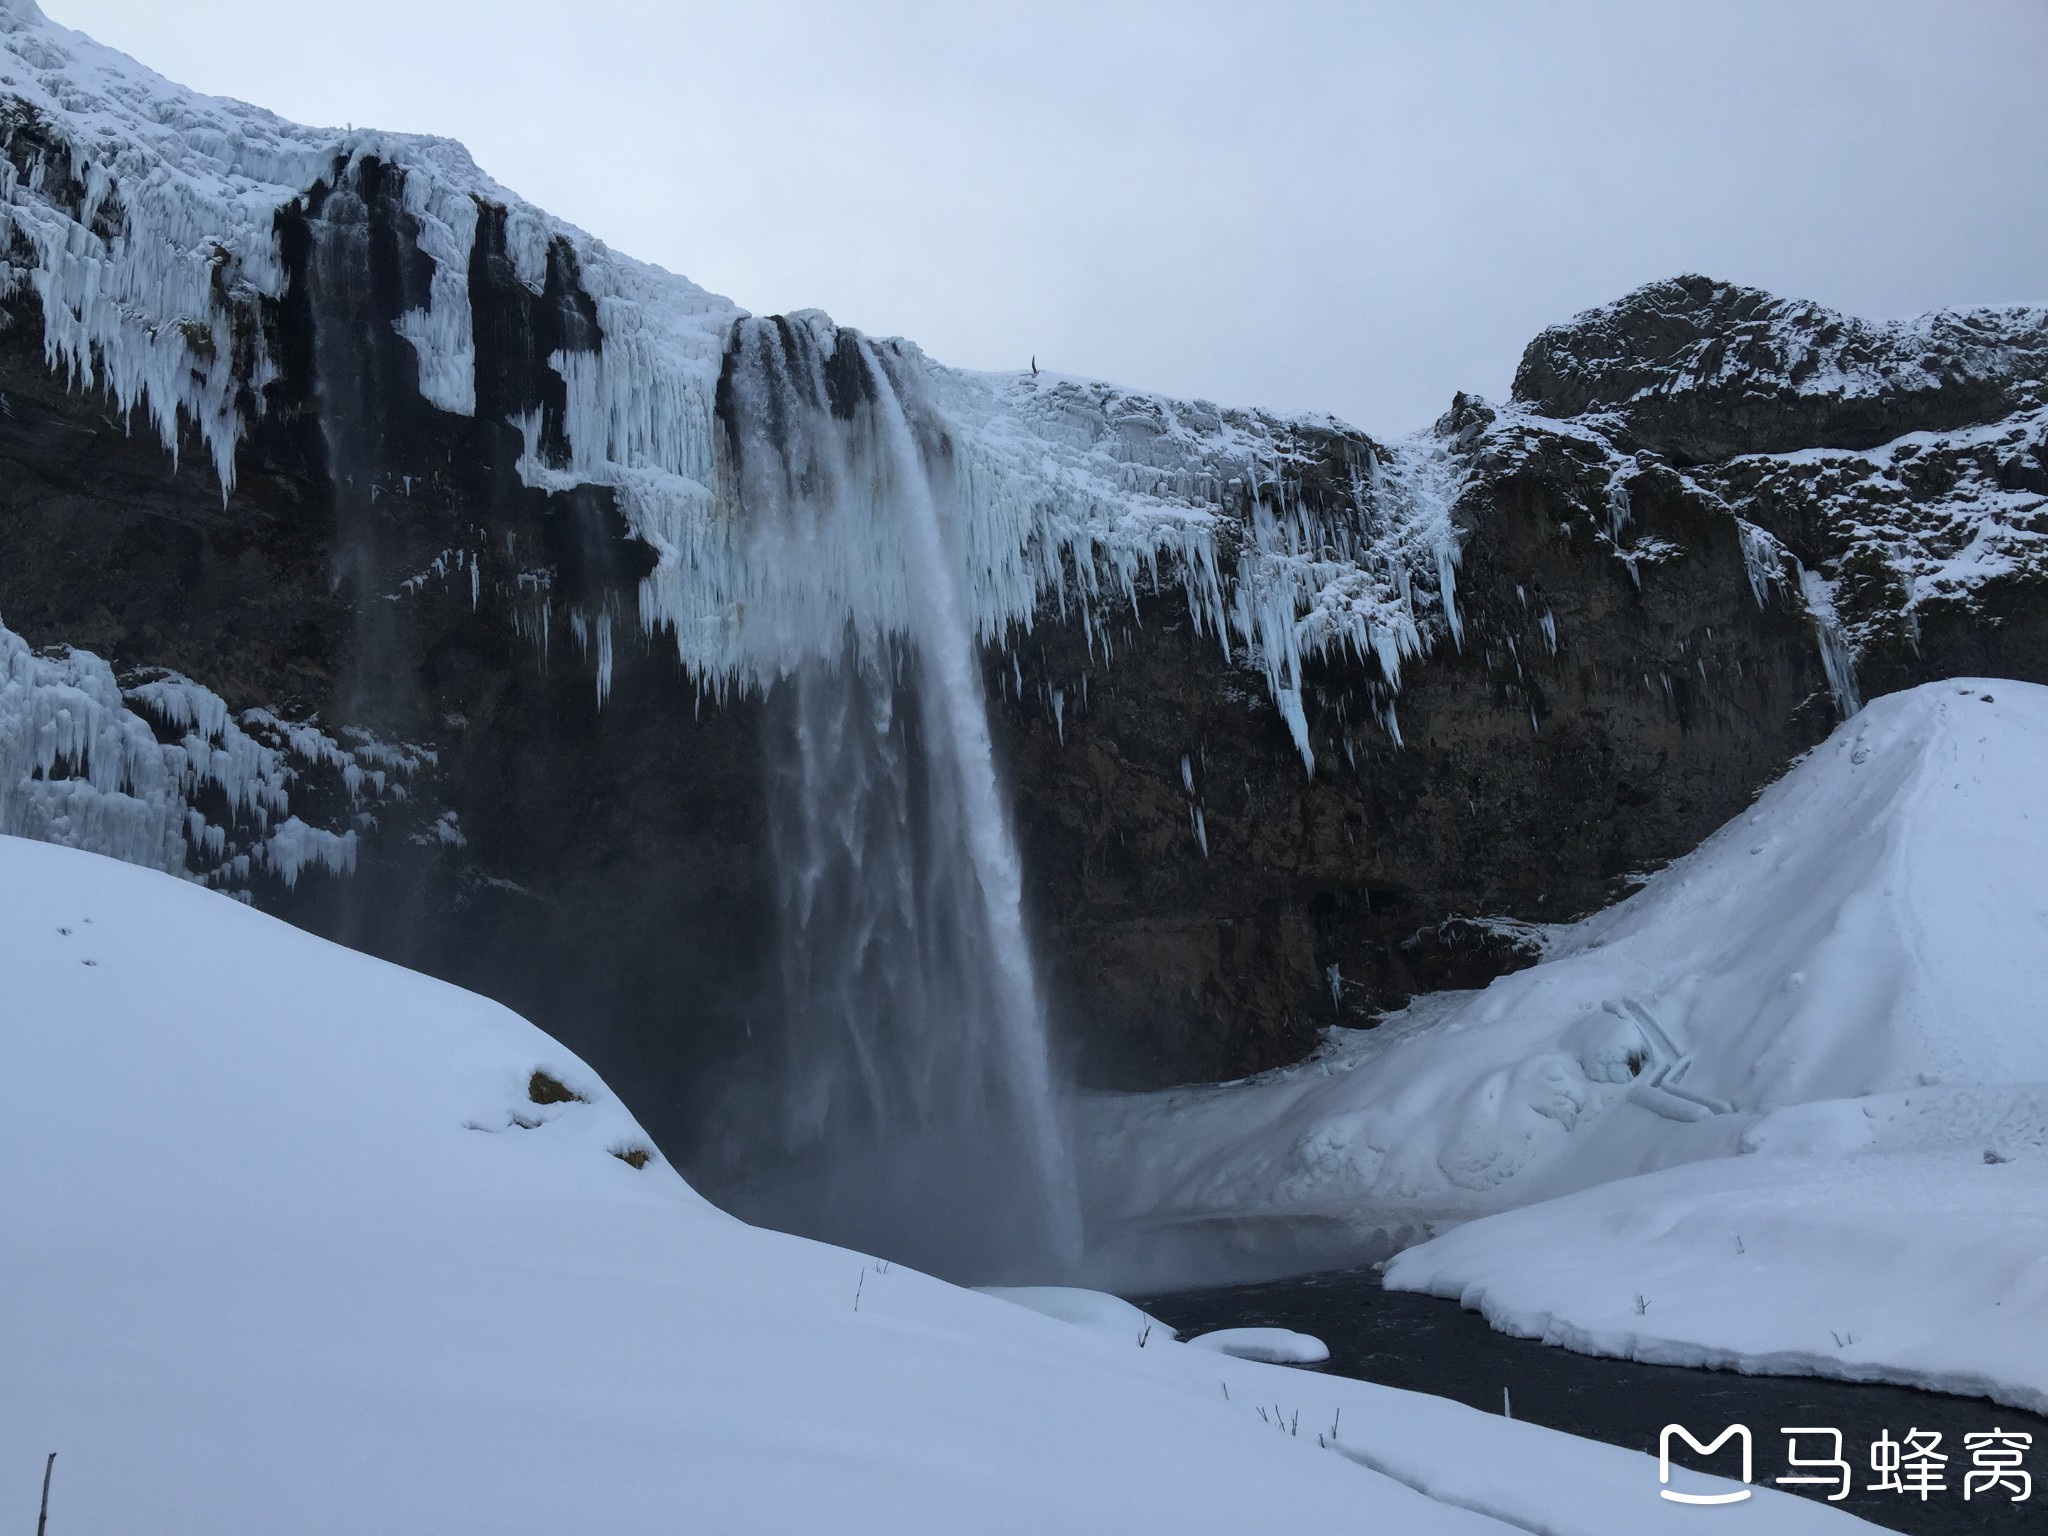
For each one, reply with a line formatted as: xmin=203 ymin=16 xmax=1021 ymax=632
xmin=1 ymin=620 xmax=188 ymax=872
xmin=0 ymin=617 xmax=427 ymax=888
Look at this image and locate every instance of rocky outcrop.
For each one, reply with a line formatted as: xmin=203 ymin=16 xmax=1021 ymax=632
xmin=1515 ymin=273 xmax=2048 ymax=461
xmin=4 ymin=5 xmax=2044 ymax=1173
xmin=1513 ymin=276 xmax=2048 ymax=722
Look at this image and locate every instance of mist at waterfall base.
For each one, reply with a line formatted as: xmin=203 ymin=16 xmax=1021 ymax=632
xmin=693 ymin=316 xmax=1080 ymax=1285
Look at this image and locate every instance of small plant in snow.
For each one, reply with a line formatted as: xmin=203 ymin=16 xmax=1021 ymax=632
xmin=1633 ymin=1293 xmax=1649 ymax=1316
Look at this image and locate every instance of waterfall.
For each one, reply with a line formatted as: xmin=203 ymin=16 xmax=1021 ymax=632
xmin=306 ymin=179 xmax=414 ymax=734
xmin=706 ymin=315 xmax=1080 ymax=1281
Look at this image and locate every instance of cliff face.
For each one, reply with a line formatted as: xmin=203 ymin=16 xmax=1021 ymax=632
xmin=1004 ymin=392 xmax=1843 ymax=1089
xmin=1513 ymin=272 xmax=2048 ymax=461
xmin=1512 ymin=274 xmax=2048 ymax=714
xmin=3 ymin=5 xmax=2043 ymax=1172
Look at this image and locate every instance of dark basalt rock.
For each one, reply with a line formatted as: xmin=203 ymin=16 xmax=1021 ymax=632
xmin=1003 ymin=394 xmax=1837 ymax=1087
xmin=3 ymin=225 xmax=2044 ymax=1168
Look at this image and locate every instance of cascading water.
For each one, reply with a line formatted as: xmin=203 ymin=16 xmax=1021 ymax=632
xmin=703 ymin=314 xmax=1080 ymax=1282
xmin=305 ymin=177 xmax=413 ymax=734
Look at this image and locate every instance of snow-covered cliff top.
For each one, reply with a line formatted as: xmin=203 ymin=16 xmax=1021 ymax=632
xmin=1514 ymin=274 xmax=2048 ymax=460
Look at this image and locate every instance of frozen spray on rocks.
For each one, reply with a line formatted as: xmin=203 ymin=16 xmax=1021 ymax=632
xmin=704 ymin=314 xmax=1081 ymax=1281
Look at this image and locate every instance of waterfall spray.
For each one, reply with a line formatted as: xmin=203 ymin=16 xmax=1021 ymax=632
xmin=707 ymin=315 xmax=1079 ymax=1280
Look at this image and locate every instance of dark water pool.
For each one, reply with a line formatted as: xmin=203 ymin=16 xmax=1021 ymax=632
xmin=1136 ymin=1269 xmax=2044 ymax=1535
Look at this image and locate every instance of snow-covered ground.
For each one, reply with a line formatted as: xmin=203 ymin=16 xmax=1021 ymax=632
xmin=1 ymin=831 xmax=1876 ymax=1532
xmin=1385 ymin=1147 xmax=2048 ymax=1414
xmin=1081 ymin=678 xmax=2048 ymax=1407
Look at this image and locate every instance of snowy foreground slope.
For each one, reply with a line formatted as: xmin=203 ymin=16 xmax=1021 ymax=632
xmin=0 ymin=834 xmax=1870 ymax=1534
xmin=1084 ymin=680 xmax=2048 ymax=1403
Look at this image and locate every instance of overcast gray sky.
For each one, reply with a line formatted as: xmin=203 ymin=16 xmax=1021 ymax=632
xmin=44 ymin=0 xmax=2048 ymax=435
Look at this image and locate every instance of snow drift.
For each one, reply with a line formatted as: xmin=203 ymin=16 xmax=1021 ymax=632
xmin=1081 ymin=679 xmax=2048 ymax=1302
xmin=1385 ymin=1142 xmax=2048 ymax=1415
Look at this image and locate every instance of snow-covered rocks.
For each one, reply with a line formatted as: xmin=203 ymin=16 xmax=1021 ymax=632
xmin=1185 ymin=1327 xmax=1332 ymax=1366
xmin=1514 ymin=273 xmax=2048 ymax=462
xmin=1702 ymin=407 xmax=2048 ymax=679
xmin=0 ymin=616 xmax=421 ymax=890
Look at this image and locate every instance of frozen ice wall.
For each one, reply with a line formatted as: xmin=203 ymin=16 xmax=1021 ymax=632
xmin=0 ymin=619 xmax=393 ymax=889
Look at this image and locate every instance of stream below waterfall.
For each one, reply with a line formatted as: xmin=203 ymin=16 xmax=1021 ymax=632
xmin=1136 ymin=1270 xmax=2046 ymax=1535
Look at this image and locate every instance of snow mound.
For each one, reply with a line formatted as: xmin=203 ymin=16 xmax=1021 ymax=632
xmin=2 ymin=831 xmax=1877 ymax=1532
xmin=1186 ymin=1328 xmax=1332 ymax=1366
xmin=1081 ymin=678 xmax=2048 ymax=1258
xmin=1384 ymin=1151 xmax=2048 ymax=1414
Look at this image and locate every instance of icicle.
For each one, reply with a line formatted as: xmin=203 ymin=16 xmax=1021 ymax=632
xmin=1798 ymin=567 xmax=1864 ymax=717
xmin=1735 ymin=519 xmax=1791 ymax=607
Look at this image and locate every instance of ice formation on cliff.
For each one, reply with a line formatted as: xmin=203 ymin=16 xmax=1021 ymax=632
xmin=0 ymin=0 xmax=1466 ymax=773
xmin=0 ymin=617 xmax=422 ymax=889
xmin=12 ymin=1 xmax=2019 ymax=762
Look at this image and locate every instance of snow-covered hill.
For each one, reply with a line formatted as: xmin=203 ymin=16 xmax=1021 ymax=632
xmin=0 ymin=831 xmax=1876 ymax=1533
xmin=1081 ymin=680 xmax=2048 ymax=1403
